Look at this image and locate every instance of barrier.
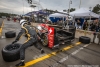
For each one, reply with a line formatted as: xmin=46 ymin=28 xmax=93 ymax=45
xmin=75 ymin=29 xmax=98 ymax=44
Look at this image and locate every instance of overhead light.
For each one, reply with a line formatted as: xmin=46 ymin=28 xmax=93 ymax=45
xmin=30 ymin=5 xmax=36 ymax=7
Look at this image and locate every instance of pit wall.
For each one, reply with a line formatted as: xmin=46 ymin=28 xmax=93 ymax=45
xmin=75 ymin=29 xmax=98 ymax=43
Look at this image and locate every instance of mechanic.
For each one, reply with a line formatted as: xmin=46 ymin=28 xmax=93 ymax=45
xmin=12 ymin=18 xmax=45 ymax=66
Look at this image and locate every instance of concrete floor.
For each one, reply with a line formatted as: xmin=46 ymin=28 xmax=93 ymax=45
xmin=0 ymin=19 xmax=100 ymax=67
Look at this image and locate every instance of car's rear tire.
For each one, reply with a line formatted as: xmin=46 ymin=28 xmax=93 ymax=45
xmin=41 ymin=33 xmax=48 ymax=46
xmin=5 ymin=31 xmax=16 ymax=38
xmin=2 ymin=43 xmax=21 ymax=62
xmin=79 ymin=36 xmax=91 ymax=44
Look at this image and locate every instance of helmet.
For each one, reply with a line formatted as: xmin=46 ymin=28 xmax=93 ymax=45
xmin=37 ymin=25 xmax=42 ymax=30
xmin=20 ymin=19 xmax=27 ymax=27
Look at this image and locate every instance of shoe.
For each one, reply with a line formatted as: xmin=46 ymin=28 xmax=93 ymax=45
xmin=41 ymin=50 xmax=45 ymax=54
xmin=15 ymin=62 xmax=25 ymax=67
xmin=62 ymin=42 xmax=65 ymax=45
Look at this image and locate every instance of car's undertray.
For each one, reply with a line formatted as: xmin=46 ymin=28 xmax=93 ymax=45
xmin=56 ymin=30 xmax=73 ymax=44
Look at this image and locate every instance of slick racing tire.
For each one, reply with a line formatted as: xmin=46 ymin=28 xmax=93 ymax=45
xmin=41 ymin=33 xmax=48 ymax=46
xmin=5 ymin=31 xmax=16 ymax=38
xmin=2 ymin=43 xmax=21 ymax=62
xmin=79 ymin=36 xmax=91 ymax=44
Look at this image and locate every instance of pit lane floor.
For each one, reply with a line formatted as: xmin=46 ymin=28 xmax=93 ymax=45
xmin=0 ymin=19 xmax=100 ymax=67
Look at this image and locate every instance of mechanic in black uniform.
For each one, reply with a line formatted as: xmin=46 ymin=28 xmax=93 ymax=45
xmin=12 ymin=18 xmax=45 ymax=66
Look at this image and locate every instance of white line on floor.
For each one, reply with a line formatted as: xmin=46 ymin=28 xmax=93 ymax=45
xmin=51 ymin=44 xmax=90 ymax=67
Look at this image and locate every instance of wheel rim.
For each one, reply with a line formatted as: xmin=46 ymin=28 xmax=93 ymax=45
xmin=42 ymin=35 xmax=48 ymax=46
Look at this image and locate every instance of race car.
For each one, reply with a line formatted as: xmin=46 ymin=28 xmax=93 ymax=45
xmin=36 ymin=23 xmax=76 ymax=49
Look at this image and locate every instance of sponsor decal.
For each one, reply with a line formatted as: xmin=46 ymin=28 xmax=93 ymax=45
xmin=48 ymin=27 xmax=54 ymax=48
xmin=40 ymin=24 xmax=54 ymax=48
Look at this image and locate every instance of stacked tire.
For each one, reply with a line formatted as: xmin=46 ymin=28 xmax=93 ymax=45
xmin=2 ymin=43 xmax=21 ymax=62
xmin=5 ymin=31 xmax=16 ymax=38
xmin=79 ymin=36 xmax=91 ymax=44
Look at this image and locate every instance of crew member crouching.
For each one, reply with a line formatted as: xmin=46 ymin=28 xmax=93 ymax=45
xmin=12 ymin=18 xmax=45 ymax=66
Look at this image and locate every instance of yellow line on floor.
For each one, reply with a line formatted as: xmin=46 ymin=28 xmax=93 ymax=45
xmin=0 ymin=20 xmax=4 ymax=37
xmin=23 ymin=42 xmax=81 ymax=67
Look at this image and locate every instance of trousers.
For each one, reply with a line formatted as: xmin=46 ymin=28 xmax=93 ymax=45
xmin=93 ymin=34 xmax=96 ymax=43
xmin=20 ymin=38 xmax=42 ymax=60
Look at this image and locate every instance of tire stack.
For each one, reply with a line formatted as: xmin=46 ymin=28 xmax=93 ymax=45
xmin=79 ymin=36 xmax=91 ymax=44
xmin=5 ymin=31 xmax=16 ymax=38
xmin=2 ymin=43 xmax=21 ymax=62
